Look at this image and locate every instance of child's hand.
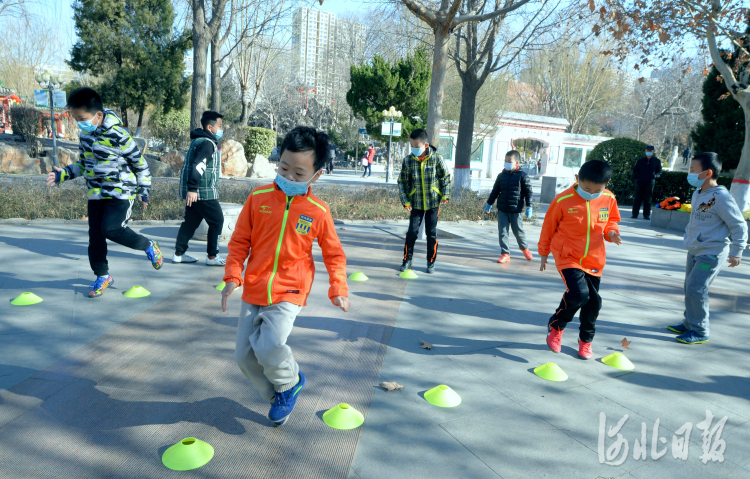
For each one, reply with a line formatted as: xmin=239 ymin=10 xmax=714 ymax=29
xmin=221 ymin=281 xmax=238 ymax=312
xmin=540 ymin=255 xmax=548 ymax=272
xmin=404 ymin=205 xmax=412 ymax=212
xmin=728 ymin=256 xmax=741 ymax=268
xmin=333 ymin=296 xmax=350 ymax=312
xmin=186 ymin=191 xmax=198 ymax=207
xmin=609 ymin=230 xmax=623 ymax=245
xmin=139 ymin=196 xmax=148 ymax=211
xmin=45 ymin=166 xmax=61 ymax=187
xmin=484 ymin=204 xmax=491 ymax=214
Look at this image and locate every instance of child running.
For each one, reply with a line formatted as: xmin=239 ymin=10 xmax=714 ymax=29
xmin=221 ymin=126 xmax=350 ymax=426
xmin=45 ymin=87 xmax=162 ymax=298
xmin=667 ymin=152 xmax=747 ymax=344
xmin=538 ymin=160 xmax=622 ymax=359
xmin=485 ymin=150 xmax=534 ymax=263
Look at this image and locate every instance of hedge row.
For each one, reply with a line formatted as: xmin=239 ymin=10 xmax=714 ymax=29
xmin=653 ymin=171 xmax=733 ymax=204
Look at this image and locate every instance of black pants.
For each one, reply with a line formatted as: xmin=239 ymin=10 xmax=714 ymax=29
xmin=548 ymin=268 xmax=601 ymax=343
xmin=632 ymin=180 xmax=655 ymax=219
xmin=362 ymin=164 xmax=371 ymax=177
xmin=88 ymin=199 xmax=151 ymax=277
xmin=404 ymin=207 xmax=439 ymax=264
xmin=174 ymin=199 xmax=224 ymax=257
xmin=326 ymin=159 xmax=334 ymax=174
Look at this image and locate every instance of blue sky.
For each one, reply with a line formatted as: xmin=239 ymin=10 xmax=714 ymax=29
xmin=43 ymin=0 xmax=364 ymax=66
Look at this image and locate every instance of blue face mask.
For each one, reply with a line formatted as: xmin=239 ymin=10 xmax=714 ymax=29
xmin=275 ymin=171 xmax=319 ymax=196
xmin=645 ymin=151 xmax=653 ymax=157
xmin=411 ymin=147 xmax=424 ymax=157
xmin=576 ymin=185 xmax=602 ymax=201
xmin=687 ymin=171 xmax=706 ymax=188
xmin=214 ymin=129 xmax=223 ymax=140
xmin=78 ymin=120 xmax=97 ymax=134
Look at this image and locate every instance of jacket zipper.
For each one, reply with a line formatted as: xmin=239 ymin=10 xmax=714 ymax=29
xmin=268 ymin=196 xmax=293 ymax=305
xmin=580 ymin=199 xmax=591 ymax=265
xmin=420 ymin=160 xmax=427 ymax=208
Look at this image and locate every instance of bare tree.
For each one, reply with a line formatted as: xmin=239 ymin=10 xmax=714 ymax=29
xmin=0 ymin=14 xmax=55 ymax=98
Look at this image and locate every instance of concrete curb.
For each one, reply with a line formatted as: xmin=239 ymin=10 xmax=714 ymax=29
xmin=0 ymin=218 xmax=185 ymax=225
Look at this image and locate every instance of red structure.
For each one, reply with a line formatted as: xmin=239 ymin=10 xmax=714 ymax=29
xmin=0 ymin=84 xmax=21 ymax=134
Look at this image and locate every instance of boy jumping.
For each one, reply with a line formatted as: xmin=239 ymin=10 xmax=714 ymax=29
xmin=46 ymin=87 xmax=162 ymax=298
xmin=397 ymin=129 xmax=450 ymax=274
xmin=538 ymin=160 xmax=622 ymax=359
xmin=221 ymin=126 xmax=350 ymax=426
xmin=667 ymin=152 xmax=747 ymax=344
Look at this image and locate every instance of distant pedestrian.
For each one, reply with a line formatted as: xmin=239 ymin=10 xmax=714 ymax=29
xmin=363 ymin=144 xmax=376 ymax=178
xmin=173 ymin=110 xmax=226 ymax=266
xmin=631 ymin=145 xmax=662 ymax=220
xmin=682 ymin=147 xmax=691 ymax=165
xmin=485 ymin=150 xmax=534 ymax=264
xmin=361 ymin=154 xmax=370 ymax=176
xmin=326 ymin=141 xmax=336 ymax=174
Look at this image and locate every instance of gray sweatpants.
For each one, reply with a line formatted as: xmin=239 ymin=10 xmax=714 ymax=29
xmin=234 ymin=301 xmax=302 ymax=402
xmin=682 ymin=251 xmax=727 ymax=337
xmin=498 ymin=211 xmax=528 ymax=254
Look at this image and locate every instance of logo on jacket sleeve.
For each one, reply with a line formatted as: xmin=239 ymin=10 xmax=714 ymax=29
xmin=295 ymin=214 xmax=313 ymax=235
xmin=598 ymin=208 xmax=609 ymax=222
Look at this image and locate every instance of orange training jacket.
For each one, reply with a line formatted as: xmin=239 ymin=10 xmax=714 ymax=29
xmin=538 ymin=184 xmax=621 ymax=277
xmin=224 ymin=183 xmax=348 ymax=307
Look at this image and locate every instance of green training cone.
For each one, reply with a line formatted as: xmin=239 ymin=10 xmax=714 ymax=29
xmin=10 ymin=292 xmax=43 ymax=306
xmin=348 ymin=271 xmax=369 ymax=282
xmin=215 ymin=281 xmax=226 ymax=291
xmin=123 ymin=285 xmax=150 ymax=298
xmin=322 ymin=403 xmax=365 ymax=430
xmin=534 ymin=362 xmax=568 ymax=382
xmin=424 ymin=385 xmax=462 ymax=408
xmin=399 ymin=269 xmax=418 ymax=280
xmin=601 ymin=352 xmax=635 ymax=371
xmin=161 ymin=437 xmax=214 ymax=471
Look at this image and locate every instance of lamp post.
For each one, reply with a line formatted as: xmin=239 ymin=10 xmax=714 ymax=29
xmin=34 ymin=70 xmax=62 ymax=168
xmin=382 ymin=106 xmax=402 ymax=183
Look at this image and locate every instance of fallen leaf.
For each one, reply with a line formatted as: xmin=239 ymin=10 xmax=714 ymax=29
xmin=420 ymin=339 xmax=433 ymax=350
xmin=380 ymin=381 xmax=404 ymax=392
xmin=656 ymin=234 xmax=663 ymax=237
xmin=621 ymin=338 xmax=631 ymax=349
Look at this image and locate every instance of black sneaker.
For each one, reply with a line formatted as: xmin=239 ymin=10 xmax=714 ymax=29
xmin=426 ymin=262 xmax=435 ymax=274
xmin=400 ymin=259 xmax=412 ymax=272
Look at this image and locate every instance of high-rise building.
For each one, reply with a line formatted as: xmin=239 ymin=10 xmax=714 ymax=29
xmin=291 ymin=7 xmax=365 ymax=106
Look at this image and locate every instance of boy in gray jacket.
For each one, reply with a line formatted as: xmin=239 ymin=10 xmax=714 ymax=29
xmin=668 ymin=152 xmax=748 ymax=344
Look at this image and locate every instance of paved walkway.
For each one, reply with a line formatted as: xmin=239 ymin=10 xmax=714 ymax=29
xmin=0 ymin=217 xmax=748 ymax=478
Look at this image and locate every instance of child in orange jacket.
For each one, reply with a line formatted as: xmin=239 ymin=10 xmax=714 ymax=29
xmin=221 ymin=126 xmax=350 ymax=426
xmin=538 ymin=160 xmax=622 ymax=359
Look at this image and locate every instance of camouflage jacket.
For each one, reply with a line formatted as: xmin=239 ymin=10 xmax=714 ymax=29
xmin=397 ymin=151 xmax=451 ymax=211
xmin=60 ymin=109 xmax=151 ymax=200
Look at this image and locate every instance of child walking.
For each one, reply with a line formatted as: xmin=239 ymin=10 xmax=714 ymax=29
xmin=397 ymin=129 xmax=451 ymax=274
xmin=45 ymin=87 xmax=162 ymax=298
xmin=173 ymin=110 xmax=226 ymax=266
xmin=538 ymin=160 xmax=622 ymax=359
xmin=221 ymin=126 xmax=350 ymax=426
xmin=667 ymin=152 xmax=747 ymax=344
xmin=485 ymin=150 xmax=534 ymax=263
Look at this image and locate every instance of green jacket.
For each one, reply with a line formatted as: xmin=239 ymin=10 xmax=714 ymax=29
xmin=397 ymin=151 xmax=451 ymax=211
xmin=179 ymin=128 xmax=220 ymax=201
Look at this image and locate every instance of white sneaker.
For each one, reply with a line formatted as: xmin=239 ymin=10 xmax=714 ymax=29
xmin=172 ymin=253 xmax=198 ymax=263
xmin=206 ymin=255 xmax=226 ymax=266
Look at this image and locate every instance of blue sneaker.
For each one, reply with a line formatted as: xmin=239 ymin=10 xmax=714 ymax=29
xmin=89 ymin=275 xmax=114 ymax=298
xmin=145 ymin=240 xmax=163 ymax=270
xmin=676 ymin=330 xmax=709 ymax=344
xmin=667 ymin=323 xmax=689 ymax=334
xmin=269 ymin=371 xmax=306 ymax=426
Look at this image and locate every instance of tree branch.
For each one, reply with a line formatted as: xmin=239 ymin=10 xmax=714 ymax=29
xmin=451 ymin=0 xmax=534 ymax=28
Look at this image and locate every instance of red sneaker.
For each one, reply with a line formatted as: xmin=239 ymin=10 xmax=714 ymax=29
xmin=521 ymin=248 xmax=533 ymax=260
xmin=578 ymin=339 xmax=593 ymax=360
xmin=546 ymin=327 xmax=563 ymax=353
xmin=497 ymin=254 xmax=510 ymax=264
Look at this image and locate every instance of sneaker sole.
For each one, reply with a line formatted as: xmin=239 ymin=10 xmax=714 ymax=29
xmin=676 ymin=338 xmax=708 ymax=344
xmin=271 ymin=415 xmax=289 ymax=426
xmin=667 ymin=326 xmax=687 ymax=334
xmin=578 ymin=353 xmax=593 ymax=360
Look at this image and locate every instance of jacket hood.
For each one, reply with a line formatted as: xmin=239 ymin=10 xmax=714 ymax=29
xmin=97 ymin=109 xmax=122 ymax=133
xmin=190 ymin=128 xmax=218 ymax=142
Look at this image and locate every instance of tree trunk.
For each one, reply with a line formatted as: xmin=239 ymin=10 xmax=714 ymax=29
xmin=210 ymin=39 xmax=222 ymax=112
xmin=454 ymin=77 xmax=479 ymax=192
xmin=426 ymin=29 xmax=450 ymax=150
xmin=134 ymin=108 xmax=145 ymax=137
xmin=191 ymin=32 xmax=210 ymax=130
xmin=239 ymin=85 xmax=250 ymax=124
xmin=730 ymin=106 xmax=750 ymax=212
xmin=120 ymin=103 xmax=129 ymax=132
